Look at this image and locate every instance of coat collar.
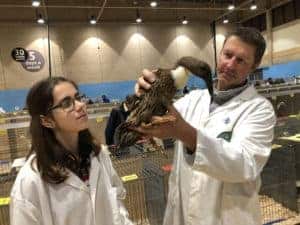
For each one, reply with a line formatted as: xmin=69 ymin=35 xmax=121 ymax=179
xmin=234 ymin=85 xmax=257 ymax=101
xmin=214 ymin=84 xmax=257 ymax=104
xmin=64 ymin=154 xmax=101 ymax=193
xmin=207 ymin=85 xmax=258 ymax=116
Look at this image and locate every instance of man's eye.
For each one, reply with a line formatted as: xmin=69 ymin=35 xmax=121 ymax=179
xmin=224 ymin=52 xmax=231 ymax=58
xmin=237 ymin=58 xmax=245 ymax=64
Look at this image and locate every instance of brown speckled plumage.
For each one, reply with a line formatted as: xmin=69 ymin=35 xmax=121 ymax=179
xmin=116 ymin=56 xmax=212 ymax=148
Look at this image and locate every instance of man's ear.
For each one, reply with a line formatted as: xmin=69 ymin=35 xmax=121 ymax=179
xmin=252 ymin=61 xmax=260 ymax=71
xmin=40 ymin=115 xmax=55 ymax=129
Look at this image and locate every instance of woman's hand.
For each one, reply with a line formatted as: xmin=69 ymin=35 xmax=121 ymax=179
xmin=132 ymin=105 xmax=197 ymax=152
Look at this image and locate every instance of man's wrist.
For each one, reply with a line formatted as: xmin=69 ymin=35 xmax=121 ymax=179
xmin=179 ymin=121 xmax=197 ymax=152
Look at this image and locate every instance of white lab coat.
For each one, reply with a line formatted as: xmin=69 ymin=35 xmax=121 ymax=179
xmin=10 ymin=146 xmax=133 ymax=225
xmin=163 ymin=85 xmax=276 ymax=225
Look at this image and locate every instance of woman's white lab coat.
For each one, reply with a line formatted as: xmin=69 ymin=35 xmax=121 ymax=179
xmin=10 ymin=146 xmax=133 ymax=225
xmin=163 ymin=85 xmax=276 ymax=225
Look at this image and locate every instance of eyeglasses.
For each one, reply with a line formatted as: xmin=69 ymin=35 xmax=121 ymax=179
xmin=48 ymin=93 xmax=88 ymax=113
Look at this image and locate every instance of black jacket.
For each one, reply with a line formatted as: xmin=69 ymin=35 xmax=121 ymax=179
xmin=105 ymin=104 xmax=130 ymax=145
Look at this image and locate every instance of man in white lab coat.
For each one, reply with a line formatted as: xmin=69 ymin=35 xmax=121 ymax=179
xmin=134 ymin=27 xmax=276 ymax=225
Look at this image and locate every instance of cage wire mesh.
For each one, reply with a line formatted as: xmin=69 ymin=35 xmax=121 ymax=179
xmin=260 ymin=144 xmax=298 ymax=224
xmin=112 ymin=147 xmax=174 ymax=225
xmin=0 ymin=110 xmax=299 ymax=224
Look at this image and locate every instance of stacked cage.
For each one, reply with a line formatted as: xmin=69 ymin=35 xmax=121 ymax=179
xmin=113 ymin=155 xmax=148 ymax=224
xmin=0 ymin=115 xmax=30 ymax=225
xmin=0 ymin=172 xmax=16 ymax=225
xmin=112 ymin=148 xmax=174 ymax=225
xmin=260 ymin=145 xmax=298 ymax=224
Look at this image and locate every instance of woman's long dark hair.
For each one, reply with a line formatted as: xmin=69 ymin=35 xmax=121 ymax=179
xmin=26 ymin=76 xmax=100 ymax=184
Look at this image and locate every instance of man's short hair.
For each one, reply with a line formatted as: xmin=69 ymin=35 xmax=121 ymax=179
xmin=224 ymin=27 xmax=266 ymax=65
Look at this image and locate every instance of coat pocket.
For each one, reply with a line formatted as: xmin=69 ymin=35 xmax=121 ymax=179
xmin=221 ymin=183 xmax=261 ymax=225
xmin=109 ymin=187 xmax=121 ymax=225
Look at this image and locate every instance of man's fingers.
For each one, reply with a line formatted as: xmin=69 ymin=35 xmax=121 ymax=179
xmin=142 ymin=69 xmax=156 ymax=83
xmin=151 ymin=115 xmax=176 ymax=124
xmin=134 ymin=69 xmax=157 ymax=96
xmin=137 ymin=76 xmax=151 ymax=90
xmin=134 ymin=83 xmax=144 ymax=97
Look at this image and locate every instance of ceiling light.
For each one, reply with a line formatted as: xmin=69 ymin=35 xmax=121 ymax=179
xmin=136 ymin=9 xmax=142 ymax=23
xmin=250 ymin=1 xmax=257 ymax=10
xmin=90 ymin=16 xmax=97 ymax=25
xmin=150 ymin=1 xmax=157 ymax=7
xmin=250 ymin=4 xmax=257 ymax=10
xmin=136 ymin=17 xmax=142 ymax=23
xmin=223 ymin=17 xmax=229 ymax=24
xmin=37 ymin=14 xmax=45 ymax=24
xmin=228 ymin=4 xmax=235 ymax=10
xmin=32 ymin=0 xmax=40 ymax=7
xmin=182 ymin=16 xmax=188 ymax=25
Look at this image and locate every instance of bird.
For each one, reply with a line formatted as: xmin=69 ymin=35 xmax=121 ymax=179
xmin=115 ymin=56 xmax=213 ymax=148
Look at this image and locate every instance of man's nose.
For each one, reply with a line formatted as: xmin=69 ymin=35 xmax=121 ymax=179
xmin=226 ymin=57 xmax=237 ymax=68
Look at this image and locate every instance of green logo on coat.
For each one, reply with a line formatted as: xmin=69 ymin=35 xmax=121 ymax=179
xmin=217 ymin=131 xmax=232 ymax=142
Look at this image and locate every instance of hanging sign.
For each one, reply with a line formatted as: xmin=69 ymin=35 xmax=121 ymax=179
xmin=11 ymin=47 xmax=28 ymax=62
xmin=21 ymin=50 xmax=45 ymax=72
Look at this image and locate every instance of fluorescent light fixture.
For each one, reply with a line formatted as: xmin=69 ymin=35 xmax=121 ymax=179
xmin=223 ymin=18 xmax=229 ymax=24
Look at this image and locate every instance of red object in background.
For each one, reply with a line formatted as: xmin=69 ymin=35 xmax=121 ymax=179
xmin=162 ymin=164 xmax=172 ymax=172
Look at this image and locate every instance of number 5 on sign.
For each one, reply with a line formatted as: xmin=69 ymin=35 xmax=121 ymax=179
xmin=28 ymin=51 xmax=36 ymax=61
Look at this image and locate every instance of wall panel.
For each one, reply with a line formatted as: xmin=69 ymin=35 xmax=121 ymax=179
xmin=0 ymin=24 xmax=49 ymax=89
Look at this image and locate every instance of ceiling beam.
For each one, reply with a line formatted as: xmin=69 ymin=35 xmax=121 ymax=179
xmin=0 ymin=4 xmax=252 ymax=11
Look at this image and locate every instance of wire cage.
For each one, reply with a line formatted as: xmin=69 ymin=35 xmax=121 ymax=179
xmin=0 ymin=168 xmax=17 ymax=225
xmin=0 ymin=119 xmax=30 ymax=224
xmin=0 ymin=126 xmax=30 ymax=162
xmin=112 ymin=148 xmax=174 ymax=225
xmin=260 ymin=145 xmax=298 ymax=225
xmin=1 ymin=109 xmax=300 ymax=225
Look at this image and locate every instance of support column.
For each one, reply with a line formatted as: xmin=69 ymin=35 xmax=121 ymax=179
xmin=266 ymin=5 xmax=273 ymax=66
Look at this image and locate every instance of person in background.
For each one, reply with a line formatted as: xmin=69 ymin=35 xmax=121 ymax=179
xmin=10 ymin=77 xmax=133 ymax=225
xmin=101 ymin=94 xmax=110 ymax=103
xmin=105 ymin=95 xmax=136 ymax=146
xmin=276 ymin=101 xmax=289 ymax=126
xmin=82 ymin=93 xmax=94 ymax=105
xmin=276 ymin=101 xmax=288 ymax=118
xmin=134 ymin=27 xmax=276 ymax=225
xmin=182 ymin=85 xmax=190 ymax=95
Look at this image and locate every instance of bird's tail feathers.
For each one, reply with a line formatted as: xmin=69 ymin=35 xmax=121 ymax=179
xmin=115 ymin=121 xmax=141 ymax=148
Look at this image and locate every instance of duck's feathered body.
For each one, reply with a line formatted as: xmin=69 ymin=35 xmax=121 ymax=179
xmin=116 ymin=56 xmax=212 ymax=148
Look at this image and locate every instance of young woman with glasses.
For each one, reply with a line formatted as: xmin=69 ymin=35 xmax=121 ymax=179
xmin=10 ymin=76 xmax=133 ymax=225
